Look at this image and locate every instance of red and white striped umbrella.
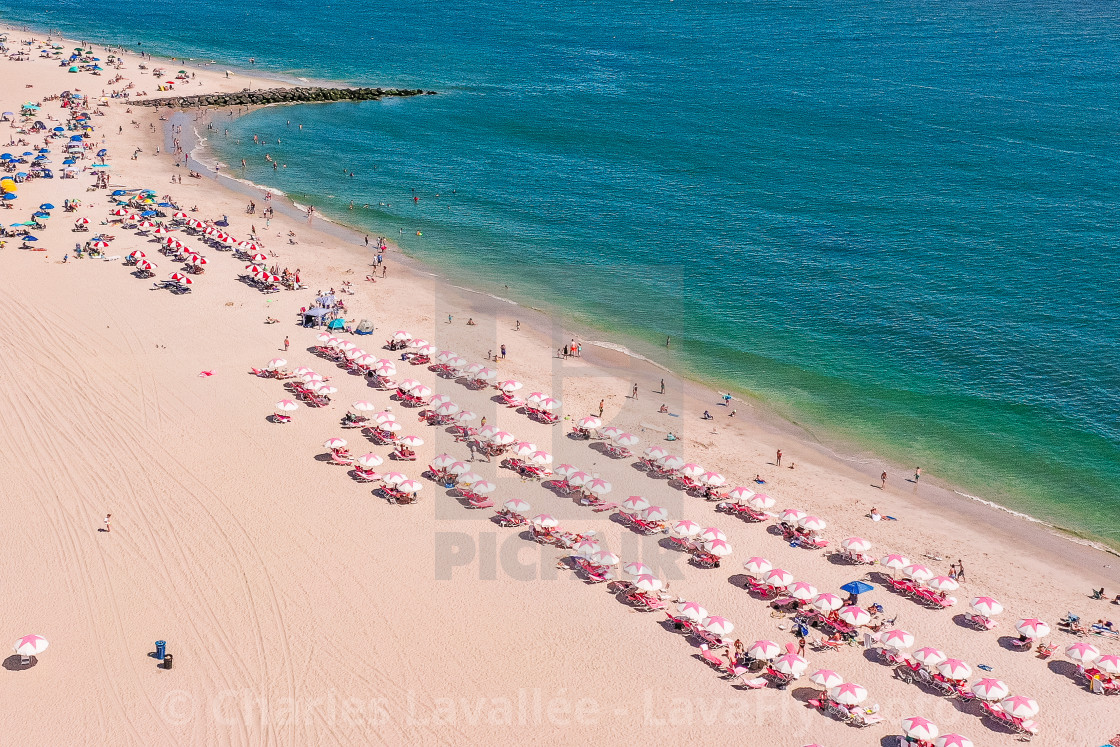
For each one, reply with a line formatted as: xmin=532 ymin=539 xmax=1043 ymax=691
xmin=91 ymin=240 xmax=110 ymax=249
xmin=901 ymin=716 xmax=939 ymax=741
xmin=704 ymin=539 xmax=733 ymax=557
xmin=969 ymin=596 xmax=1003 ymax=616
xmin=137 ymin=220 xmax=156 ymax=229
xmin=1015 ymin=618 xmax=1050 ymax=638
xmin=841 ymin=536 xmax=872 ymax=552
xmin=880 ymin=629 xmax=915 ymax=649
xmin=128 ymin=249 xmax=146 ymax=259
xmin=970 ymin=678 xmax=1009 ymax=701
xmin=153 ymin=226 xmax=171 ymax=235
xmin=677 ymin=600 xmax=707 ymax=621
xmin=702 ymin=616 xmax=734 ymax=635
xmin=672 ymin=519 xmax=701 ymax=537
xmin=275 ymin=399 xmax=299 ymax=412
xmin=250 ymin=253 xmax=268 ymax=262
xmin=1065 ymin=641 xmax=1100 ymax=663
xmin=937 ymin=658 xmax=972 ymax=680
xmin=504 ymin=498 xmax=531 ymax=513
xmin=838 ymin=605 xmax=871 ymax=626
xmin=173 ymin=211 xmax=188 ymax=219
xmin=355 ymin=453 xmax=383 ymax=468
xmin=787 ymin=581 xmax=818 ymax=601
xmin=809 ymin=668 xmax=844 ymax=688
xmin=75 ymin=217 xmax=89 ymax=225
xmin=812 ymin=592 xmax=844 ymax=612
xmin=829 ymin=682 xmax=868 ymax=705
xmin=111 ymin=207 xmax=128 ymax=216
xmin=774 ymin=653 xmax=808 ymax=675
xmin=621 ymin=495 xmax=650 ymax=512
xmin=763 ymin=568 xmax=793 ymax=587
xmin=999 ymin=695 xmax=1039 ymax=719
xmin=748 ymin=639 xmax=780 ymax=660
xmin=743 ymin=556 xmax=772 ymax=575
xmin=13 ymin=634 xmax=48 ymax=656
xmin=169 ymin=273 xmax=193 ymax=285
xmin=912 ymin=647 xmax=947 ymax=666
xmin=136 ymin=260 xmax=154 ymax=271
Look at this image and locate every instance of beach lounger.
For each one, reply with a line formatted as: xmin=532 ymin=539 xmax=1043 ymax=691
xmin=467 ymin=497 xmax=494 ymax=509
xmin=353 ymin=467 xmax=380 ymax=483
xmin=669 ymin=536 xmax=699 ymax=554
xmin=964 ymin=612 xmax=998 ymax=630
xmin=691 ymin=551 xmax=721 ymax=569
xmin=795 ymin=535 xmax=829 ymax=550
xmin=494 ymin=509 xmax=527 ymax=527
xmin=664 ymin=613 xmax=698 ymax=634
xmin=1035 ymin=641 xmax=1056 ymax=658
xmin=274 ymin=413 xmax=292 ymax=424
xmin=699 ymin=645 xmax=728 ymax=671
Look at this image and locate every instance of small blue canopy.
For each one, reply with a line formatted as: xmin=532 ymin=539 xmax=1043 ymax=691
xmin=840 ymin=581 xmax=875 ymax=596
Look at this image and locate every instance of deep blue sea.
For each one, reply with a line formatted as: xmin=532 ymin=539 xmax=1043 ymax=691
xmin=4 ymin=0 xmax=1118 ymax=543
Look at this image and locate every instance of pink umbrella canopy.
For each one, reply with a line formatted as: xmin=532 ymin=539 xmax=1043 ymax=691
xmin=743 ymin=556 xmax=772 ymax=576
xmin=355 ymin=453 xmax=383 ymax=468
xmin=634 ymin=574 xmax=664 ymax=592
xmin=672 ymin=519 xmax=701 ymax=537
xmin=935 ymin=736 xmax=974 ymax=747
xmin=748 ymin=493 xmax=776 ymax=509
xmin=503 ymin=498 xmax=531 ymax=513
xmin=798 ymin=515 xmax=827 ymax=532
xmin=275 ymin=399 xmax=299 ymax=412
xmin=643 ymin=505 xmax=670 ymax=522
xmin=809 ymin=668 xmax=844 ymax=688
xmin=531 ymin=514 xmax=558 ymax=528
xmin=554 ymin=463 xmax=578 ymax=478
xmin=811 ymin=592 xmax=844 ymax=612
xmin=901 ymin=716 xmax=939 ymax=741
xmin=704 ymin=539 xmax=733 ymax=557
xmin=838 ymin=605 xmax=871 ymax=626
xmin=1096 ymin=654 xmax=1120 ymax=674
xmin=1065 ymin=641 xmax=1101 ymax=663
xmin=576 ymin=415 xmax=601 ymax=429
xmin=13 ymin=634 xmax=48 ymax=656
xmin=748 ymin=640 xmax=780 ymax=660
xmin=585 ymin=478 xmax=612 ymax=496
xmin=677 ymin=600 xmax=708 ymax=621
xmin=969 ymin=596 xmax=1003 ymax=616
xmin=880 ymin=553 xmax=911 ymax=569
xmin=841 ymin=536 xmax=872 ymax=552
xmin=623 ymin=562 xmax=653 ymax=577
xmin=787 ymin=581 xmax=818 ymax=601
xmin=658 ymin=454 xmax=684 ymax=470
xmin=926 ymin=575 xmax=959 ymax=592
xmin=699 ymin=526 xmax=726 ymax=542
xmin=829 ymin=682 xmax=868 ymax=705
xmin=644 ymin=445 xmax=669 ymax=460
xmin=912 ymin=647 xmax=947 ymax=666
xmin=702 ymin=616 xmax=734 ymax=635
xmin=880 ymin=629 xmax=915 ymax=649
xmin=780 ymin=507 xmax=807 ymax=523
xmin=614 ymin=432 xmax=640 ymax=447
xmin=970 ymin=678 xmax=1010 ymax=701
xmin=397 ymin=479 xmax=423 ymax=494
xmin=937 ymin=658 xmax=972 ymax=680
xmin=590 ymin=551 xmax=620 ymax=567
xmin=763 ymin=568 xmax=793 ymax=587
xmin=1015 ymin=618 xmax=1050 ymax=638
xmin=999 ymin=695 xmax=1039 ymax=719
xmin=902 ymin=564 xmax=933 ymax=581
xmin=773 ymin=653 xmax=809 ymax=675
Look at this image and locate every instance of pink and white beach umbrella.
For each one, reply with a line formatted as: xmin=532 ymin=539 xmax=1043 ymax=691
xmin=315 ymin=384 xmax=338 ymax=396
xmin=999 ymin=695 xmax=1039 ymax=719
xmin=912 ymin=647 xmax=948 ymax=666
xmin=351 ymin=400 xmax=377 ymax=412
xmin=591 ymin=551 xmax=621 ymax=567
xmin=624 ymin=562 xmax=653 ymax=577
xmin=726 ymin=486 xmax=754 ymax=502
xmin=573 ymin=540 xmax=601 ymax=558
xmin=429 ymin=394 xmax=453 ymax=408
xmin=838 ymin=605 xmax=872 ymax=626
xmin=659 ymin=455 xmax=685 ymax=471
xmin=644 ymin=446 xmax=669 ymax=460
xmin=1095 ymin=654 xmax=1120 ymax=674
xmin=787 ymin=581 xmax=818 ymax=601
xmin=1015 ymin=618 xmax=1050 ymax=638
xmin=677 ymin=601 xmax=708 ymax=621
xmin=392 ymin=330 xmax=413 ymax=342
xmin=799 ymin=515 xmax=827 ymax=532
xmin=901 ymin=716 xmax=939 ymax=741
xmin=355 ymin=453 xmax=383 ymax=469
xmin=504 ymin=499 xmax=531 ymax=513
xmin=970 ymin=678 xmax=1010 ymax=701
xmin=554 ymin=463 xmax=578 ymax=479
xmin=374 ymin=362 xmax=397 ymax=377
xmin=841 ymin=536 xmax=872 ymax=553
xmin=829 ymin=682 xmax=868 ymax=705
xmin=410 ymin=384 xmax=433 ymax=399
xmin=457 ymin=472 xmax=484 ymax=486
xmin=475 ymin=368 xmax=499 ymax=383
xmin=455 ymin=410 xmax=477 ymax=423
xmin=774 ymin=653 xmax=809 ymax=675
xmin=700 ymin=471 xmax=726 ymax=487
xmin=809 ymin=669 xmax=844 ymax=688
xmin=1065 ymin=641 xmax=1101 ymax=663
xmin=469 ymin=480 xmax=496 ymax=495
xmin=704 ymin=539 xmax=733 ymax=557
xmin=937 ymin=659 xmax=972 ymax=680
xmin=743 ymin=557 xmax=772 ymax=576
xmin=355 ymin=356 xmax=379 ymax=369
xmin=498 ymin=379 xmax=523 ymax=393
xmin=880 ymin=553 xmax=911 ymax=570
xmin=679 ymin=463 xmax=705 ymax=478
xmin=643 ymin=505 xmax=670 ymax=522
xmin=383 ymin=471 xmax=409 ymax=485
xmin=880 ymin=629 xmax=915 ymax=650
xmin=902 ymin=564 xmax=934 ymax=582
xmin=748 ymin=493 xmax=776 ymax=510
xmin=634 ymin=574 xmax=664 ymax=592
xmin=763 ymin=568 xmax=793 ymax=588
xmin=621 ymin=495 xmax=651 ymax=512
xmin=599 ymin=425 xmax=623 ymax=439
xmin=672 ymin=519 xmax=701 ymax=537
xmin=399 ymin=435 xmax=424 ymax=448
xmin=585 ymin=478 xmax=612 ymax=496
xmin=576 ymin=416 xmax=601 ymax=429
xmin=531 ymin=514 xmax=558 ymax=528
xmin=969 ymin=597 xmax=1003 ymax=616
xmin=748 ymin=640 xmax=780 ymax=660
xmin=432 ymin=401 xmax=460 ymax=418
xmin=780 ymin=508 xmax=807 ymax=523
xmin=568 ymin=472 xmax=592 ymax=488
xmin=464 ymin=363 xmax=485 ymax=378
xmin=489 ymin=431 xmax=516 ymax=446
xmin=323 ymin=438 xmax=347 ymax=450
xmin=275 ymin=399 xmax=299 ymax=412
xmin=935 ymin=735 xmax=974 ymax=747
xmin=397 ymin=480 xmax=423 ymax=494
xmin=812 ymin=592 xmax=844 ymax=612
xmin=512 ymin=441 xmax=538 ymax=458
xmin=302 ymin=373 xmax=324 ymax=383
xmin=13 ymin=635 xmax=48 ymax=657
xmin=699 ymin=526 xmax=726 ymax=542
xmin=927 ymin=575 xmax=959 ymax=592
xmin=267 ymin=357 xmax=287 ymax=370
xmin=373 ymin=410 xmax=397 ymax=425
xmin=614 ymin=432 xmax=640 ymax=447
xmin=536 ymin=396 xmax=561 ymax=410
xmin=702 ymin=616 xmax=734 ymax=636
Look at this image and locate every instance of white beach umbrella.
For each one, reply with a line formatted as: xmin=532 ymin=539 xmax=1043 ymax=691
xmin=748 ymin=493 xmax=776 ymax=509
xmin=748 ymin=640 xmax=780 ymax=660
xmin=323 ymin=438 xmax=347 ymax=449
xmin=702 ymin=616 xmax=734 ymax=636
xmin=529 ymin=450 xmax=553 ymax=465
xmin=1094 ymin=654 xmax=1120 ymax=674
xmin=658 ymin=455 xmax=684 ymax=471
xmin=573 ymin=539 xmax=601 ymax=558
xmin=880 ymin=553 xmax=911 ymax=570
xmin=434 ymin=401 xmax=461 ymax=417
xmin=531 ymin=514 xmax=558 ymax=528
xmin=880 ymin=629 xmax=915 ymax=650
xmin=743 ymin=557 xmax=772 ymax=576
xmin=970 ymin=678 xmax=1009 ymax=701
xmin=841 ymin=536 xmax=872 ymax=553
xmin=591 ymin=551 xmax=620 ymax=567
xmin=355 ymin=453 xmax=384 ymax=469
xmin=912 ymin=647 xmax=947 ymax=667
xmin=568 ymin=471 xmax=592 ymax=488
xmin=599 ymin=425 xmax=623 ymax=439
xmin=621 ymin=496 xmax=651 ymax=512
xmin=726 ymin=486 xmax=754 ymax=502
xmin=623 ymin=562 xmax=653 ymax=577
xmin=315 ymin=384 xmax=338 ymax=396
xmin=275 ymin=399 xmax=299 ymax=412
xmin=699 ymin=527 xmax=726 ymax=542
xmin=811 ymin=592 xmax=844 ymax=612
xmin=969 ymin=597 xmax=1003 ymax=616
xmin=1065 ymin=641 xmax=1101 ymax=664
xmin=901 ymin=716 xmax=939 ymax=742
xmin=838 ymin=606 xmax=871 ymax=626
xmin=809 ymin=669 xmax=844 ymax=688
xmin=397 ymin=480 xmax=423 ymax=494
xmin=633 ymin=574 xmax=664 ymax=592
xmin=829 ymin=683 xmax=868 ymax=705
xmin=926 ymin=575 xmax=959 ymax=592
xmin=577 ymin=416 xmax=602 ymax=429
xmin=512 ymin=441 xmax=538 ymax=458
xmin=799 ymin=515 xmax=827 ymax=532
xmin=554 ymin=463 xmax=579 ymax=478
xmin=1015 ymin=618 xmax=1050 ymax=638
xmin=351 ymin=400 xmax=377 ymax=412
xmin=679 ymin=462 xmax=704 ymax=478
xmin=763 ymin=568 xmax=793 ymax=587
xmin=13 ymin=635 xmax=48 ymax=657
xmin=999 ymin=695 xmax=1039 ymax=719
xmin=937 ymin=659 xmax=972 ymax=680
xmin=787 ymin=581 xmax=818 ymax=601
xmin=700 ymin=471 xmax=726 ymax=487
xmin=935 ymin=735 xmax=974 ymax=747
xmin=677 ymin=601 xmax=707 ymax=621
xmin=614 ymin=432 xmax=640 ymax=447
xmin=498 ymin=379 xmax=523 ymax=392
xmin=704 ymin=539 xmax=733 ymax=557
xmin=585 ymin=478 xmax=612 ymax=496
xmin=902 ymin=564 xmax=934 ymax=582
xmin=643 ymin=505 xmax=670 ymax=522
xmin=644 ymin=446 xmax=669 ymax=460
xmin=469 ymin=480 xmax=496 ymax=495
xmin=399 ymin=435 xmax=424 ymax=448
xmin=373 ymin=410 xmax=397 ymax=425
xmin=773 ymin=653 xmax=809 ymax=676
xmin=504 ymin=498 xmax=531 ymax=513
xmin=780 ymin=508 xmax=807 ymax=523
xmin=672 ymin=519 xmax=701 ymax=537
xmin=383 ymin=471 xmax=409 ymax=485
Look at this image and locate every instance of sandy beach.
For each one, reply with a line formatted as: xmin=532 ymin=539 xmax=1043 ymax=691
xmin=0 ymin=24 xmax=1118 ymax=746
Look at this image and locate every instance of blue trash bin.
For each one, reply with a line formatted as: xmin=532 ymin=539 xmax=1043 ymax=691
xmin=156 ymin=640 xmax=166 ymax=659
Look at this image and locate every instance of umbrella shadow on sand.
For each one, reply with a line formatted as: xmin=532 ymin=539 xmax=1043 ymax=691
xmin=1047 ymin=658 xmax=1081 ymax=682
xmin=3 ymin=655 xmax=35 ymax=671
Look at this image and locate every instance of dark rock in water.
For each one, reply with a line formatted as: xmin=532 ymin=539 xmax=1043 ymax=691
xmin=133 ymin=86 xmax=435 ymax=108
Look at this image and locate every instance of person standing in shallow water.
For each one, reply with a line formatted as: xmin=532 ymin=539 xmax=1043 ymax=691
xmin=914 ymin=466 xmax=921 ymax=482
xmin=880 ymin=471 xmax=887 ymax=489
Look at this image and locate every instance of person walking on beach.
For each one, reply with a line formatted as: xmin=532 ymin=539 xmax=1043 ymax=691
xmin=880 ymin=471 xmax=887 ymax=489
xmin=283 ymin=336 xmax=289 ymax=352
xmin=666 ymin=336 xmax=671 ymax=348
xmin=914 ymin=466 xmax=921 ymax=483
xmin=103 ymin=513 xmax=111 ymax=533
xmin=776 ymin=449 xmax=782 ymax=467
xmin=632 ymin=383 xmax=639 ymax=399
xmin=500 ymin=344 xmax=506 ymax=360
xmin=599 ymin=400 xmax=605 ymax=418
xmin=660 ymin=379 xmax=665 ymax=394
xmin=956 ymin=560 xmax=966 ymax=582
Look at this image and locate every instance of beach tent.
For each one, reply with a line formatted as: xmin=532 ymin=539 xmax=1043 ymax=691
xmin=354 ymin=319 xmax=375 ymax=335
xmin=302 ymin=307 xmax=330 ymax=328
xmin=327 ymin=318 xmax=346 ymax=330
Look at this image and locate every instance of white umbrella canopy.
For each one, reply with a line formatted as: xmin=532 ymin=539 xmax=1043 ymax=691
xmin=743 ymin=557 xmax=772 ymax=576
xmin=879 ymin=629 xmax=915 ymax=650
xmin=926 ymin=575 xmax=959 ymax=592
xmin=937 ymin=658 xmax=972 ymax=680
xmin=323 ymin=438 xmax=347 ymax=449
xmin=591 ymin=551 xmax=620 ymax=567
xmin=355 ymin=453 xmax=384 ymax=468
xmin=811 ymin=592 xmax=844 ymax=612
xmin=673 ymin=519 xmax=702 ymax=537
xmin=573 ymin=539 xmax=601 ymax=558
xmin=504 ymin=498 xmax=531 ymax=513
xmin=351 ymin=400 xmax=377 ymax=412
xmin=643 ymin=505 xmax=670 ymax=522
xmin=786 ymin=581 xmax=817 ymax=601
xmin=773 ymin=653 xmax=809 ymax=675
xmin=531 ymin=514 xmax=559 ymax=528
xmin=726 ymin=486 xmax=754 ymax=501
xmin=935 ymin=736 xmax=974 ymax=747
xmin=901 ymin=716 xmax=939 ymax=741
xmin=912 ymin=647 xmax=947 ymax=666
xmin=748 ymin=639 xmax=780 ymax=660
xmin=701 ymin=616 xmax=734 ymax=636
xmin=838 ymin=605 xmax=871 ymax=626
xmin=829 ymin=682 xmax=868 ymax=705
xmin=397 ymin=480 xmax=423 ymax=494
xmin=13 ymin=634 xmax=48 ymax=657
xmin=677 ymin=601 xmax=707 ymax=621
xmin=763 ymin=568 xmax=793 ymax=587
xmin=275 ymin=399 xmax=299 ymax=412
xmin=704 ymin=539 xmax=733 ymax=557
xmin=970 ymin=678 xmax=1009 ymax=701
xmin=431 ymin=453 xmax=457 ymax=469
xmin=1064 ymin=641 xmax=1100 ymax=664
xmin=969 ymin=596 xmax=1003 ymax=616
xmin=880 ymin=553 xmax=911 ymax=570
xmin=809 ymin=668 xmax=844 ymax=688
xmin=902 ymin=564 xmax=934 ymax=582
xmin=841 ymin=536 xmax=872 ymax=552
xmin=577 ymin=416 xmax=602 ymax=429
xmin=623 ymin=562 xmax=653 ymax=577
xmin=633 ymin=574 xmax=664 ymax=592
xmin=621 ymin=496 xmax=651 ymax=512
xmin=1015 ymin=618 xmax=1050 ymax=638
xmin=999 ymin=695 xmax=1039 ymax=719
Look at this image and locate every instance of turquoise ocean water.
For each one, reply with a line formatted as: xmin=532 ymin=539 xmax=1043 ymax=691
xmin=3 ymin=0 xmax=1118 ymax=544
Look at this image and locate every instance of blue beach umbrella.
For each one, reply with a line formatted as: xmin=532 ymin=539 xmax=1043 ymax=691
xmin=21 ymin=151 xmax=32 ymax=156
xmin=69 ymin=135 xmax=83 ymax=141
xmin=2 ymin=195 xmax=16 ymax=201
xmin=32 ymin=212 xmax=49 ymax=219
xmin=96 ymin=149 xmax=107 ymax=157
xmin=840 ymin=580 xmax=875 ymax=596
xmin=63 ymin=159 xmax=75 ymax=165
xmin=140 ymin=210 xmax=157 ymax=217
xmin=111 ymin=190 xmax=128 ymax=196
xmin=40 ymin=203 xmax=54 ymax=210
xmin=52 ymin=126 xmax=64 ymax=132
xmin=0 ymin=153 xmax=10 ymax=160
xmin=23 ymin=235 xmax=37 ymax=241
